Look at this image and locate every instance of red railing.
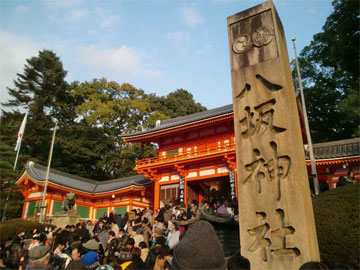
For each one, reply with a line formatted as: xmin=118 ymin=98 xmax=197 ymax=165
xmin=136 ymin=137 xmax=236 ymax=168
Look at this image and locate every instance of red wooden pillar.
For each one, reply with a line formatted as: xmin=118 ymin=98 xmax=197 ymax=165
xmin=154 ymin=180 xmax=160 ymax=210
xmin=129 ymin=196 xmax=134 ymax=211
xmin=184 ymin=179 xmax=188 ymax=207
xmin=21 ymin=200 xmax=27 ymax=219
xmin=46 ymin=197 xmax=51 ymax=215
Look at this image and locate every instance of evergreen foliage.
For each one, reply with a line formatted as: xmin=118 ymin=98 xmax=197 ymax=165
xmin=293 ymin=0 xmax=359 ymax=142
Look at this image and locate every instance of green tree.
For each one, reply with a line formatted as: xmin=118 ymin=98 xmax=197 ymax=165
xmin=0 ymin=112 xmax=32 ymax=220
xmin=69 ymin=79 xmax=157 ymax=179
xmin=153 ymin=89 xmax=206 ymax=118
xmin=0 ymin=141 xmax=26 ymax=220
xmin=2 ymin=50 xmax=70 ymax=163
xmin=294 ymin=0 xmax=359 ymax=142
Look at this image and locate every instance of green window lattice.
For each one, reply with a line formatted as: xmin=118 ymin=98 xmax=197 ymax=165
xmin=115 ymin=206 xmax=127 ymax=217
xmin=53 ymin=201 xmax=62 ymax=214
xmin=96 ymin=208 xmax=107 ymax=219
xmin=77 ymin=205 xmax=89 ymax=219
xmin=27 ymin=201 xmax=36 ymax=217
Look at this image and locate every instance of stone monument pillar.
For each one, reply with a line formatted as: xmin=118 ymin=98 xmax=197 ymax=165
xmin=227 ymin=1 xmax=320 ymax=269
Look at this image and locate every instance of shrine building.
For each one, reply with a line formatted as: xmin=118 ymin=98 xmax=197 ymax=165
xmin=16 ymin=104 xmax=360 ymax=221
xmin=16 ymin=162 xmax=153 ymax=221
xmin=123 ymin=105 xmax=360 ymax=210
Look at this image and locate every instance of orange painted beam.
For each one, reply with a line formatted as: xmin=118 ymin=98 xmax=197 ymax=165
xmin=21 ymin=201 xmax=27 ymax=219
xmin=46 ymin=198 xmax=51 ymax=215
xmin=184 ymin=179 xmax=188 ymax=207
xmin=154 ymin=180 xmax=160 ymax=210
xmin=305 ymin=157 xmax=360 ymax=166
xmin=136 ymin=142 xmax=236 ymax=169
xmin=129 ymin=197 xmax=134 ymax=211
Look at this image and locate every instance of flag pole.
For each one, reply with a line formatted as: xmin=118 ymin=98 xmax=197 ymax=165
xmin=13 ymin=138 xmax=22 ymax=170
xmin=13 ymin=107 xmax=29 ymax=170
xmin=40 ymin=121 xmax=58 ymax=223
xmin=2 ymin=108 xmax=28 ymax=221
xmin=292 ymin=37 xmax=320 ymax=195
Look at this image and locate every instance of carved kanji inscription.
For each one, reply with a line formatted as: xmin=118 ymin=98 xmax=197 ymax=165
xmin=243 ymin=141 xmax=291 ymax=200
xmin=271 ymin=209 xmax=300 ymax=256
xmin=247 ymin=212 xmax=271 ymax=261
xmin=239 ymin=99 xmax=286 ymax=138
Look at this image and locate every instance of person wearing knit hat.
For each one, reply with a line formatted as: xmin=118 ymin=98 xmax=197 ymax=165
xmin=29 ymin=246 xmax=51 ymax=261
xmin=83 ymin=239 xmax=99 ymax=251
xmin=152 ymin=227 xmax=164 ymax=247
xmin=82 ymin=251 xmax=99 ymax=270
xmin=172 ymin=220 xmax=226 ymax=270
xmin=26 ymin=246 xmax=51 ymax=269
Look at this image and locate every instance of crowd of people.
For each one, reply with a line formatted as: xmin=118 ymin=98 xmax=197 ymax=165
xmin=0 ymin=200 xmax=243 ymax=270
xmin=0 ymin=199 xmax=355 ymax=270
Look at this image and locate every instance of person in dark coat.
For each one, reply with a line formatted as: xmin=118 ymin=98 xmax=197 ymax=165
xmin=11 ymin=231 xmax=25 ymax=247
xmin=118 ymin=229 xmax=129 ymax=251
xmin=80 ymin=224 xmax=90 ymax=245
xmin=66 ymin=248 xmax=84 ymax=270
xmin=106 ymin=232 xmax=118 ymax=264
xmin=59 ymin=226 xmax=73 ymax=246
xmin=146 ymin=237 xmax=165 ymax=269
xmin=128 ymin=247 xmax=149 ymax=270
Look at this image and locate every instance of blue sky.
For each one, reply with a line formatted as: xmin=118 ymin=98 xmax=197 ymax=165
xmin=0 ymin=0 xmax=333 ymax=111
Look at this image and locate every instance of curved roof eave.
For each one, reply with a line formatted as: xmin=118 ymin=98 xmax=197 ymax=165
xmin=122 ymin=104 xmax=233 ymax=141
xmin=16 ymin=162 xmax=152 ymax=195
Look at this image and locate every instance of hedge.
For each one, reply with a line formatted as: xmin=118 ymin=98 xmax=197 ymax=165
xmin=312 ymin=183 xmax=359 ymax=268
xmin=0 ymin=219 xmax=54 ymax=244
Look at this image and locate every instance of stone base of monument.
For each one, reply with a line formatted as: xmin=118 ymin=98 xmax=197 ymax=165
xmin=52 ymin=212 xmax=80 ymax=229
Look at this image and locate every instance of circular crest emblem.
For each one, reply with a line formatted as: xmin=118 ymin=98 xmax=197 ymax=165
xmin=252 ymin=27 xmax=273 ymax=47
xmin=232 ymin=34 xmax=252 ymax=54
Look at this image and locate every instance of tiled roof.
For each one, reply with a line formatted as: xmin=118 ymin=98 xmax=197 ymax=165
xmin=306 ymin=138 xmax=360 ymax=160
xmin=123 ymin=94 xmax=305 ymax=140
xmin=21 ymin=162 xmax=152 ymax=194
xmin=122 ymin=104 xmax=233 ymax=138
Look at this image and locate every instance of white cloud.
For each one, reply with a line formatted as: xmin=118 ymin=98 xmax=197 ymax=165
xmin=44 ymin=0 xmax=89 ymax=24
xmin=181 ymin=5 xmax=204 ymax=28
xmin=165 ymin=31 xmax=191 ymax=55
xmin=68 ymin=9 xmax=87 ymax=21
xmin=15 ymin=5 xmax=28 ymax=13
xmin=166 ymin=31 xmax=191 ymax=44
xmin=44 ymin=0 xmax=83 ymax=9
xmin=308 ymin=8 xmax=317 ymax=15
xmin=194 ymin=43 xmax=212 ymax=56
xmin=0 ymin=31 xmax=40 ymax=109
xmin=77 ymin=45 xmax=163 ymax=80
xmin=94 ymin=7 xmax=121 ymax=29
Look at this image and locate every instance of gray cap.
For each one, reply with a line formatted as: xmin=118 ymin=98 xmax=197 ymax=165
xmin=29 ymin=246 xmax=51 ymax=260
xmin=172 ymin=220 xmax=226 ymax=270
xmin=84 ymin=239 xmax=99 ymax=251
